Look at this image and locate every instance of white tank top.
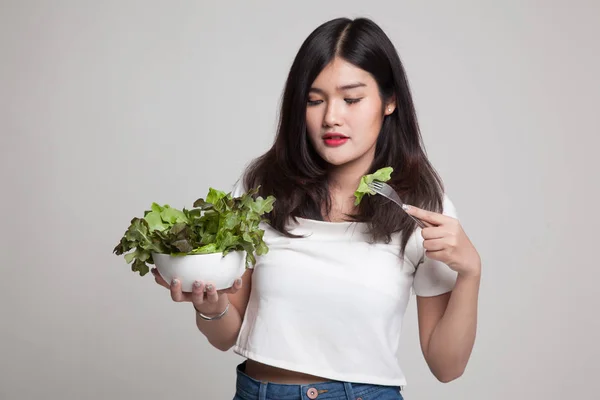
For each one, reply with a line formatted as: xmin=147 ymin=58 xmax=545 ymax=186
xmin=230 ymin=178 xmax=458 ymax=386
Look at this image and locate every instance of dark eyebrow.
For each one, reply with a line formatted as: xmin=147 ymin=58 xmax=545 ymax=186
xmin=309 ymin=82 xmax=367 ymax=94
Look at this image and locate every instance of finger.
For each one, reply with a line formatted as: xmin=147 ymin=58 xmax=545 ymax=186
xmin=170 ymin=278 xmax=191 ymax=302
xmin=219 ymin=278 xmax=243 ymax=295
xmin=417 ymin=219 xmax=435 ymax=228
xmin=191 ymin=280 xmax=206 ymax=306
xmin=421 ymin=227 xmax=448 ymax=240
xmin=423 ymin=238 xmax=447 ymax=252
xmin=151 ymin=268 xmax=170 ymax=288
xmin=205 ymin=283 xmax=219 ymax=304
xmin=424 ymin=249 xmax=447 ymax=262
xmin=403 ymin=204 xmax=448 ymax=226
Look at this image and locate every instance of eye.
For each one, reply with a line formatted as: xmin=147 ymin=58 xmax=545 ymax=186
xmin=345 ymin=98 xmax=362 ymax=104
xmin=307 ymin=99 xmax=323 ymax=106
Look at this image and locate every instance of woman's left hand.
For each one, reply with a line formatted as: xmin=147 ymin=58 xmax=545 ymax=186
xmin=403 ymin=205 xmax=481 ymax=277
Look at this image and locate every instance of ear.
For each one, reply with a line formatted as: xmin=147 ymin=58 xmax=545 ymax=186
xmin=384 ymin=100 xmax=396 ymax=116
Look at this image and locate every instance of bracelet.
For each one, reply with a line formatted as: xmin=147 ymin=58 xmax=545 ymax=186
xmin=194 ymin=302 xmax=230 ymax=321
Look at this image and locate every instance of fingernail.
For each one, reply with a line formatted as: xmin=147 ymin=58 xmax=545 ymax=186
xmin=402 ymin=204 xmax=409 ymax=210
xmin=171 ymin=278 xmax=179 ymax=286
xmin=235 ymin=279 xmax=242 ymax=285
xmin=193 ymin=281 xmax=201 ymax=288
xmin=206 ymin=284 xmax=213 ymax=292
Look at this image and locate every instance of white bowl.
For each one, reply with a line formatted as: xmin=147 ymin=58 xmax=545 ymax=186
xmin=152 ymin=251 xmax=246 ymax=292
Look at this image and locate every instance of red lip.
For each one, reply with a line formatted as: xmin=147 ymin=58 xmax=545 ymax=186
xmin=322 ymin=133 xmax=349 ymax=147
xmin=322 ymin=132 xmax=348 ymax=139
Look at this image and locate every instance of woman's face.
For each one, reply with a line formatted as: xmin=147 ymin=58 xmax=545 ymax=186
xmin=306 ymin=57 xmax=395 ymax=171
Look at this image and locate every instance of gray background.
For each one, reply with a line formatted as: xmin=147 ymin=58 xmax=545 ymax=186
xmin=1 ymin=0 xmax=599 ymax=399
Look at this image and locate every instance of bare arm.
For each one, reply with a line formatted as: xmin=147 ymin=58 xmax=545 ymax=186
xmin=194 ymin=268 xmax=253 ymax=351
xmin=152 ymin=267 xmax=253 ymax=351
xmin=403 ymin=203 xmax=482 ymax=382
xmin=416 ymin=271 xmax=480 ymax=382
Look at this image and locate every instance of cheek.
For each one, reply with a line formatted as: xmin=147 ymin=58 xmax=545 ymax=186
xmin=305 ymin=109 xmax=321 ymax=137
xmin=352 ymin=105 xmax=383 ymax=136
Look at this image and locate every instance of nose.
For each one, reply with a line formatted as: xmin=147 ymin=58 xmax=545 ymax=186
xmin=323 ymin=102 xmax=342 ymax=127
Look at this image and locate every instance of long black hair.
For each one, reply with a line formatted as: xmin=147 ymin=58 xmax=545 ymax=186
xmin=244 ymin=17 xmax=444 ymax=256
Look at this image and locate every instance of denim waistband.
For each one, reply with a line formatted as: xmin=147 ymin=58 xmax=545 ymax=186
xmin=235 ymin=361 xmax=402 ymax=400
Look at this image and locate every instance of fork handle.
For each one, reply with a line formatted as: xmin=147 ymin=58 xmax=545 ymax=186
xmin=408 ymin=214 xmax=433 ymax=229
xmin=385 ymin=196 xmax=433 ymax=228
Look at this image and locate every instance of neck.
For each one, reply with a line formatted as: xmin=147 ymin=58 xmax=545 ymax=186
xmin=328 ymin=169 xmax=362 ymax=195
xmin=323 ymin=164 xmax=367 ymax=222
xmin=327 ymin=157 xmax=373 ymax=196
xmin=323 ymin=151 xmax=375 ymax=222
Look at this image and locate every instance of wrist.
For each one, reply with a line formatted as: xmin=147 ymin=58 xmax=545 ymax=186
xmin=457 ymin=267 xmax=481 ymax=281
xmin=194 ymin=294 xmax=229 ymax=315
xmin=195 ymin=301 xmax=230 ymax=321
xmin=458 ymin=255 xmax=481 ymax=278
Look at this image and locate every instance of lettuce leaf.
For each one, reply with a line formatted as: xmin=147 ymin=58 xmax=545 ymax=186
xmin=354 ymin=167 xmax=393 ymax=205
xmin=113 ymin=186 xmax=275 ymax=276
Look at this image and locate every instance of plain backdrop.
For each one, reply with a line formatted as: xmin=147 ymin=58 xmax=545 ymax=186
xmin=1 ymin=1 xmax=599 ymax=399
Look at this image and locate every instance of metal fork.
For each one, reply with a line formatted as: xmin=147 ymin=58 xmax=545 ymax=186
xmin=368 ymin=181 xmax=432 ymax=228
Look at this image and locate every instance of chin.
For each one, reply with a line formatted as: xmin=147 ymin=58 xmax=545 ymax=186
xmin=320 ymin=154 xmax=358 ymax=167
xmin=313 ymin=144 xmax=368 ymax=168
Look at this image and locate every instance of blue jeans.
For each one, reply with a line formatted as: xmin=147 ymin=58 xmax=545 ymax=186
xmin=233 ymin=362 xmax=404 ymax=400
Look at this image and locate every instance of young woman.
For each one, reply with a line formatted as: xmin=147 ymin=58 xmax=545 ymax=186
xmin=152 ymin=17 xmax=481 ymax=400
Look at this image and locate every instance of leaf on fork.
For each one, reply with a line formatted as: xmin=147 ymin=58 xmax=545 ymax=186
xmin=354 ymin=167 xmax=393 ymax=205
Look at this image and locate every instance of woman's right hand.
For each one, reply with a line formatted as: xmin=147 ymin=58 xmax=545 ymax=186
xmin=151 ymin=267 xmax=243 ymax=316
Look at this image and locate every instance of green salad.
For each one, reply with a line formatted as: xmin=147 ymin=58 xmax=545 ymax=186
xmin=113 ymin=187 xmax=275 ymax=276
xmin=353 ymin=167 xmax=393 ymax=205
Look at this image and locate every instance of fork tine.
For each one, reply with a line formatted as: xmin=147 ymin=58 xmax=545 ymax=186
xmin=367 ymin=181 xmax=431 ymax=228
